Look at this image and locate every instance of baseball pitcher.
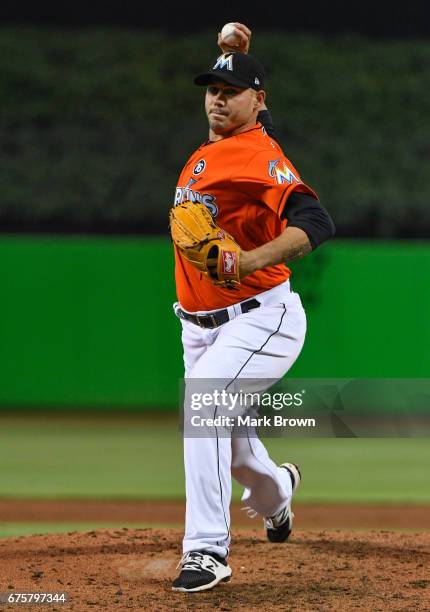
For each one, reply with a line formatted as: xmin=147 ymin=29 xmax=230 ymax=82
xmin=170 ymin=23 xmax=335 ymax=592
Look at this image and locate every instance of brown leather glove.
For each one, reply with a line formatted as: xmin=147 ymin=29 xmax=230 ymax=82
xmin=169 ymin=201 xmax=241 ymax=289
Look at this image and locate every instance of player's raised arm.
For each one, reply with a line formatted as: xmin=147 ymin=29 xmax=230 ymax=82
xmin=218 ymin=22 xmax=276 ymax=140
xmin=215 ymin=24 xmax=335 ymax=278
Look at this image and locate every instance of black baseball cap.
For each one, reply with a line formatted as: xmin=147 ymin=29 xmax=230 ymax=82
xmin=194 ymin=52 xmax=265 ymax=91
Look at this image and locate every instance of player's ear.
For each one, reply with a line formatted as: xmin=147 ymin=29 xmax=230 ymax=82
xmin=254 ymin=90 xmax=266 ymax=110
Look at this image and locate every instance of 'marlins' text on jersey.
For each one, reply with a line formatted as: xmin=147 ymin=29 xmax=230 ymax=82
xmin=174 ymin=178 xmax=218 ymax=216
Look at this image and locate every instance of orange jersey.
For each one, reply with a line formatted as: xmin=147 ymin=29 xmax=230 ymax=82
xmin=174 ymin=123 xmax=318 ymax=311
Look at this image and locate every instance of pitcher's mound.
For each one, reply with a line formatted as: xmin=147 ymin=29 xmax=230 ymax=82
xmin=1 ymin=528 xmax=429 ymax=611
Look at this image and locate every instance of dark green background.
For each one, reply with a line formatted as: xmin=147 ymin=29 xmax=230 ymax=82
xmin=1 ymin=29 xmax=429 ymax=236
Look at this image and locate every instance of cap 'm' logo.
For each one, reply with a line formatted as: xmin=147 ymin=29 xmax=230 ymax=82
xmin=213 ymin=53 xmax=233 ymax=72
xmin=193 ymin=159 xmax=206 ymax=175
xmin=222 ymin=251 xmax=237 ymax=275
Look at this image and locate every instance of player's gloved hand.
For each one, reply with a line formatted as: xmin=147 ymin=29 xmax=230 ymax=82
xmin=169 ymin=201 xmax=241 ymax=289
xmin=218 ymin=23 xmax=251 ymax=54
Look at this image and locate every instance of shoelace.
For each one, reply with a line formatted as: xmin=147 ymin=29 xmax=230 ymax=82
xmin=264 ymin=506 xmax=294 ymax=529
xmin=177 ymin=552 xmax=216 ymax=573
xmin=242 ymin=504 xmax=293 ymax=528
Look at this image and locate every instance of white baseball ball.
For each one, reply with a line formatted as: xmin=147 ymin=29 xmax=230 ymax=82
xmin=220 ymin=23 xmax=241 ymax=48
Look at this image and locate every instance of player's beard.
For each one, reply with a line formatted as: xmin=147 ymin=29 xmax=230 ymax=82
xmin=208 ymin=111 xmax=231 ymax=134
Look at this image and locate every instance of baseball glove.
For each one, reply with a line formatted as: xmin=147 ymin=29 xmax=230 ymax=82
xmin=169 ymin=201 xmax=241 ymax=289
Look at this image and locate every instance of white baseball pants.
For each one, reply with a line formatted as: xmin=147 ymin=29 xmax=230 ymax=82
xmin=176 ymin=280 xmax=306 ymax=559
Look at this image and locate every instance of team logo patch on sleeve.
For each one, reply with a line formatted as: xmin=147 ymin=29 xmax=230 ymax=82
xmin=268 ymin=159 xmax=301 ymax=185
xmin=222 ymin=250 xmax=238 ymax=276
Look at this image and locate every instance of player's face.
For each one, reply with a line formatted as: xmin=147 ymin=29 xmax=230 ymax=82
xmin=205 ymin=80 xmax=263 ymax=137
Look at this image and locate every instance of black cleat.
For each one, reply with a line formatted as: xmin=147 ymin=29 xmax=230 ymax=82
xmin=265 ymin=462 xmax=302 ymax=543
xmin=172 ymin=550 xmax=232 ymax=592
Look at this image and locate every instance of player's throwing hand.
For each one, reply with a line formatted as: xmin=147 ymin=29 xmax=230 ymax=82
xmin=218 ymin=22 xmax=251 ymax=54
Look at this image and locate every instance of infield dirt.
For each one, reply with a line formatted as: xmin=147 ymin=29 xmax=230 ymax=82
xmin=0 ymin=527 xmax=429 ymax=611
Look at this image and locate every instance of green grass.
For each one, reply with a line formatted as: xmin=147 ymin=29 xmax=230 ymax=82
xmin=0 ymin=416 xmax=429 ymax=503
xmin=267 ymin=437 xmax=430 ymax=503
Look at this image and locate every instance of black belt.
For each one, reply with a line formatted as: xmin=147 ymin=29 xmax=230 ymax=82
xmin=177 ymin=298 xmax=260 ymax=328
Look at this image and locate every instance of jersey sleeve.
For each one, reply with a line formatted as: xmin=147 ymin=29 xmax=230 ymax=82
xmin=233 ymin=150 xmax=319 ymax=218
